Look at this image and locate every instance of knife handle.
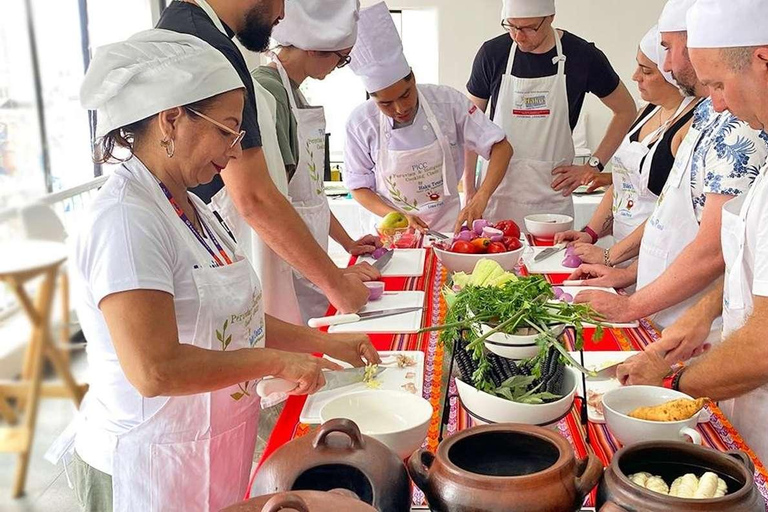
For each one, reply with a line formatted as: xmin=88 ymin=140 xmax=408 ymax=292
xmin=256 ymin=377 xmax=297 ymax=398
xmin=308 ymin=314 xmax=361 ymax=328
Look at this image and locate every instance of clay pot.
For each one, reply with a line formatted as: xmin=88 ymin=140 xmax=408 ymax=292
xmin=597 ymin=441 xmax=766 ymax=511
xmin=408 ymin=423 xmax=603 ymax=512
xmin=221 ymin=489 xmax=377 ymax=512
xmin=252 ymin=418 xmax=411 ymax=512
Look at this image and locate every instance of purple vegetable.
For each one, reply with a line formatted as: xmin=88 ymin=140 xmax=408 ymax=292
xmin=482 ymin=226 xmax=503 ymax=239
xmin=561 ymin=293 xmax=574 ymax=303
xmin=371 ymin=247 xmax=389 ymax=260
xmin=456 ymin=230 xmax=473 ymax=242
xmin=553 ymin=287 xmax=564 ymax=299
xmin=562 ymin=254 xmax=583 ymax=268
xmin=460 ymin=225 xmax=471 ymax=232
xmin=565 ymin=245 xmax=576 ymax=257
xmin=473 ymin=219 xmax=490 ymax=236
xmin=364 ymin=281 xmax=385 ymax=300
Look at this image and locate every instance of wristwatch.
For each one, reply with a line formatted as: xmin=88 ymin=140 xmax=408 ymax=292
xmin=588 ymin=156 xmax=605 ymax=172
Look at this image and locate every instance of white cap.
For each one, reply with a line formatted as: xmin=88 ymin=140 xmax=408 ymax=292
xmin=349 ymin=2 xmax=411 ymax=93
xmin=272 ymin=0 xmax=360 ymax=52
xmin=640 ymin=25 xmax=677 ymax=86
xmin=81 ymin=29 xmax=244 ymax=138
xmin=687 ymin=0 xmax=768 ymax=48
xmin=658 ymin=0 xmax=697 ymax=32
xmin=502 ymin=0 xmax=556 ymax=19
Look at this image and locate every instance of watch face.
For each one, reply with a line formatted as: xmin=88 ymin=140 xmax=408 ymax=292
xmin=589 ymin=156 xmax=600 ymax=167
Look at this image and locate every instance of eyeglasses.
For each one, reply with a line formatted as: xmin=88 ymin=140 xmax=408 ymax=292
xmin=186 ymin=108 xmax=246 ymax=149
xmin=501 ymin=17 xmax=547 ymax=36
xmin=334 ymin=51 xmax=352 ymax=69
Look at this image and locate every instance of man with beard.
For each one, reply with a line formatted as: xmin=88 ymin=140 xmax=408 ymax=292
xmin=157 ymin=0 xmax=371 ymax=318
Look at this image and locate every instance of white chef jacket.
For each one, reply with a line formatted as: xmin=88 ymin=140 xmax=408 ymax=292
xmin=343 ymin=83 xmax=506 ymax=191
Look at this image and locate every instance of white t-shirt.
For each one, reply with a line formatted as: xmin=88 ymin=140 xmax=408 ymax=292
xmin=73 ymin=162 xmax=233 ymax=475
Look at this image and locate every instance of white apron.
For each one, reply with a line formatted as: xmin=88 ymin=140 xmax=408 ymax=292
xmin=636 ymin=121 xmax=721 ymax=341
xmin=718 ymin=165 xmax=768 ymax=462
xmin=272 ymin=57 xmax=333 ymax=323
xmin=202 ymin=0 xmax=302 ymax=325
xmin=612 ymin=97 xmax=696 ymax=242
xmin=375 ymin=87 xmax=461 ymax=232
xmin=481 ymin=28 xmax=575 ymax=228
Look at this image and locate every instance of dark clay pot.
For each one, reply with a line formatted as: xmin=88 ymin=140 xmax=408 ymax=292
xmin=252 ymin=419 xmax=411 ymax=512
xmin=597 ymin=441 xmax=766 ymax=511
xmin=221 ymin=489 xmax=377 ymax=512
xmin=408 ymin=423 xmax=603 ymax=512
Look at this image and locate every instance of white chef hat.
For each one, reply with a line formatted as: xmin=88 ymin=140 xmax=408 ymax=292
xmin=658 ymin=0 xmax=696 ymax=32
xmin=640 ymin=25 xmax=677 ymax=86
xmin=271 ymin=0 xmax=360 ymax=52
xmin=687 ymin=0 xmax=768 ymax=48
xmin=502 ymin=0 xmax=556 ymax=19
xmin=81 ymin=29 xmax=244 ymax=138
xmin=349 ymin=1 xmax=411 ymax=93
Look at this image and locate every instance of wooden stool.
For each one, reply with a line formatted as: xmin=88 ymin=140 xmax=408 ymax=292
xmin=0 ymin=240 xmax=87 ymax=498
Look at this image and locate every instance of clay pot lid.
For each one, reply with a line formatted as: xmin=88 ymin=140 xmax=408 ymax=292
xmin=222 ymin=490 xmax=377 ymax=512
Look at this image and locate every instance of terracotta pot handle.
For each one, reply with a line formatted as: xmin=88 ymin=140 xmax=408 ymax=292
xmin=574 ymin=453 xmax=604 ymax=497
xmin=261 ymin=493 xmax=310 ymax=512
xmin=727 ymin=450 xmax=755 ymax=473
xmin=407 ymin=449 xmax=435 ymax=491
xmin=598 ymin=501 xmax=629 ymax=512
xmin=313 ymin=418 xmax=364 ymax=450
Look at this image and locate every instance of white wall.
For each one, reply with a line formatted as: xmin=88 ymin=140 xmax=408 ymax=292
xmin=361 ymin=0 xmax=669 ymax=150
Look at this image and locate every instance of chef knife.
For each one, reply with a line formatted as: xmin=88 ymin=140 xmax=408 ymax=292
xmin=307 ymin=306 xmax=423 ymax=328
xmin=256 ymin=366 xmax=386 ymax=399
xmin=372 ymin=248 xmax=394 ymax=271
xmin=534 ymin=243 xmax=566 ymax=262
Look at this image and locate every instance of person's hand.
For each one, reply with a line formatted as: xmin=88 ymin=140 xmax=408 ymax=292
xmin=554 ymin=230 xmax=592 ymax=245
xmin=407 ymin=214 xmax=429 ymax=233
xmin=346 ymin=234 xmax=382 ymax=256
xmin=551 ymin=164 xmax=598 ymax=196
xmin=326 ymin=273 xmax=370 ymax=314
xmin=323 ymin=333 xmax=382 ymax=367
xmin=275 ymin=353 xmax=344 ymax=395
xmin=574 ymin=290 xmax=638 ymax=323
xmin=342 ymin=262 xmax=381 ymax=282
xmin=616 ymin=350 xmax=672 ymax=387
xmin=571 ymin=242 xmax=605 ymax=264
xmin=587 ymin=172 xmax=613 ymax=192
xmin=453 ymin=193 xmax=489 ymax=234
xmin=568 ymin=263 xmax=636 ymax=288
xmin=646 ymin=312 xmax=714 ymax=363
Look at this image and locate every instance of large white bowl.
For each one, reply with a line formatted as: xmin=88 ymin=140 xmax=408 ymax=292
xmin=319 ymin=390 xmax=433 ymax=460
xmin=433 ymin=245 xmax=524 ymax=274
xmin=524 ymin=214 xmax=574 ymax=239
xmin=455 ymin=366 xmax=578 ymax=426
xmin=602 ymin=385 xmax=704 ymax=447
xmin=480 ymin=323 xmax=564 ymax=360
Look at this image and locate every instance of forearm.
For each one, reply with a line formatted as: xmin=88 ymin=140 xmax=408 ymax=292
xmin=586 ymin=186 xmax=615 ymax=238
xmin=329 ymin=213 xmax=354 ymax=252
xmin=463 ymin=149 xmax=479 ymax=200
xmin=609 ymin=221 xmax=645 ymax=265
xmin=351 ymin=187 xmax=397 ymax=218
xmin=474 ymin=139 xmax=512 ymax=202
xmin=689 ymin=276 xmax=724 ymax=325
xmin=265 ymin=314 xmax=325 ymax=353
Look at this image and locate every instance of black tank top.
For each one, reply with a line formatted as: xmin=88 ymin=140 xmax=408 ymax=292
xmin=628 ymin=101 xmax=699 ymax=196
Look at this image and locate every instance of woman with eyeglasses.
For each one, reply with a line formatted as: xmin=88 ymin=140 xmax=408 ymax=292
xmin=50 ymin=30 xmax=380 ymax=512
xmin=252 ymin=0 xmax=384 ymax=323
xmin=465 ymin=0 xmax=637 ymax=229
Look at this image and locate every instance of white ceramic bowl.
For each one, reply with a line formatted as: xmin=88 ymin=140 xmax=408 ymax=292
xmin=602 ymin=385 xmax=704 ymax=447
xmin=524 ymin=214 xmax=574 ymax=239
xmin=480 ymin=323 xmax=564 ymax=360
xmin=319 ymin=390 xmax=433 ymax=460
xmin=432 ymin=245 xmax=524 ymax=274
xmin=455 ymin=367 xmax=578 ymax=426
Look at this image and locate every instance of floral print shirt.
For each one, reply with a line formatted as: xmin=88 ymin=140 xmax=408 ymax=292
xmin=689 ymin=98 xmax=768 ymax=221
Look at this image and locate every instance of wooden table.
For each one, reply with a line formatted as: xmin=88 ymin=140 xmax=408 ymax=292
xmin=0 ymin=240 xmax=87 ymax=498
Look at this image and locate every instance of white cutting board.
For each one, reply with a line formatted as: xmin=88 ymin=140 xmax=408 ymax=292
xmin=524 ymin=247 xmax=577 ymax=274
xmin=299 ymin=350 xmax=425 ymax=424
xmin=327 ymin=291 xmax=425 ymax=333
xmin=357 ymin=248 xmax=426 ymax=277
xmin=555 ymin=286 xmax=640 ymax=329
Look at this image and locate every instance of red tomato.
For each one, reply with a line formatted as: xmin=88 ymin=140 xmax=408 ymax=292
xmin=503 ymin=236 xmax=522 ymax=250
xmin=486 ymin=242 xmax=507 ymax=253
xmin=450 ymin=240 xmax=476 ymax=254
xmin=495 ymin=220 xmax=521 ymax=239
xmin=470 ymin=237 xmax=491 ymax=253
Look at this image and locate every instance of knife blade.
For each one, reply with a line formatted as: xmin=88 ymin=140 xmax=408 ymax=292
xmin=308 ymin=306 xmax=423 ymax=328
xmin=372 ymin=249 xmax=394 ymax=271
xmin=256 ymin=366 xmax=386 ymax=398
xmin=534 ymin=243 xmax=566 ymax=262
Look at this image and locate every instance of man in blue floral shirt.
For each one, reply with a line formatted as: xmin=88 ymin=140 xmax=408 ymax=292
xmin=570 ymin=0 xmax=768 ymax=340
